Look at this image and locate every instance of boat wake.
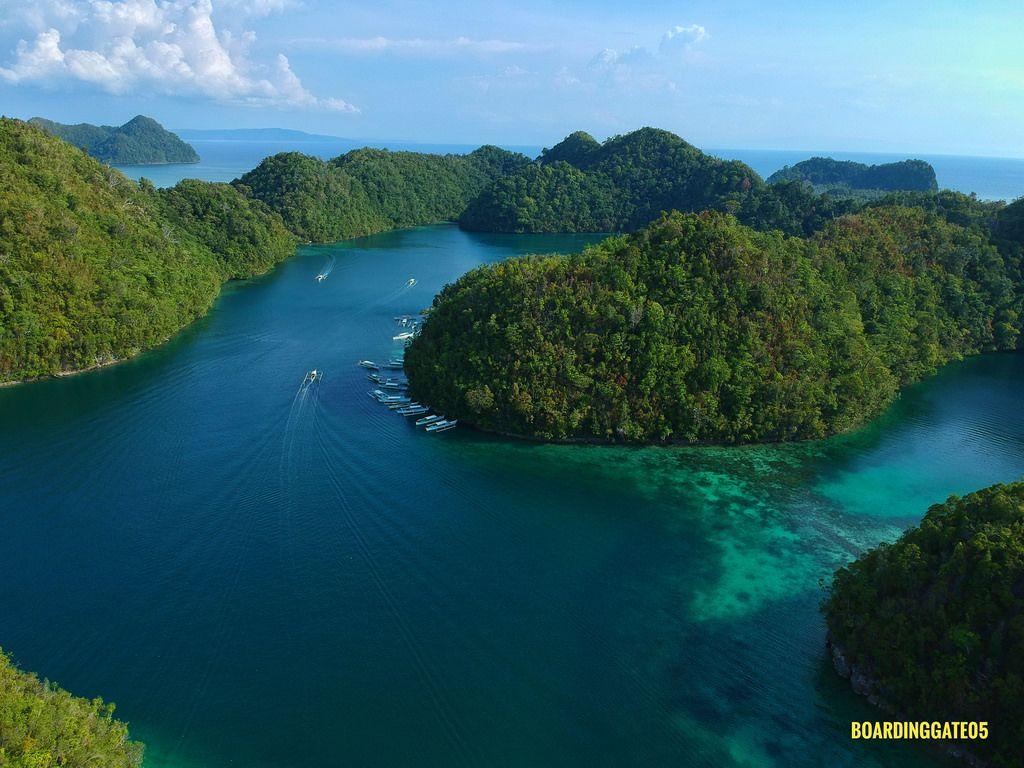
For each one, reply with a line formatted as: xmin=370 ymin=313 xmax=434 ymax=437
xmin=314 ymin=256 xmax=336 ymax=282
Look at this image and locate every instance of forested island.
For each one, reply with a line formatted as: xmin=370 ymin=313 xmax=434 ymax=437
xmin=29 ymin=115 xmax=200 ymax=165
xmin=456 ymin=129 xmax=935 ymax=234
xmin=0 ymin=118 xmax=528 ymax=382
xmin=767 ymin=157 xmax=938 ymax=193
xmin=824 ymin=480 xmax=1024 ymax=766
xmin=235 ymin=145 xmax=529 ymax=242
xmin=0 ymin=118 xmax=293 ymax=382
xmin=405 ymin=199 xmax=1024 ymax=443
xmin=0 ymin=649 xmax=143 ymax=767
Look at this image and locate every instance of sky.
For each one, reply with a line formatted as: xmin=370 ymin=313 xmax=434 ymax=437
xmin=1 ymin=0 xmax=1023 ymax=156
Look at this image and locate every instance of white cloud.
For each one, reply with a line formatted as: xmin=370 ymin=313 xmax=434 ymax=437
xmin=564 ymin=24 xmax=709 ymax=93
xmin=0 ymin=0 xmax=355 ymax=112
xmin=294 ymin=35 xmax=534 ymax=56
xmin=659 ymin=24 xmax=708 ymax=56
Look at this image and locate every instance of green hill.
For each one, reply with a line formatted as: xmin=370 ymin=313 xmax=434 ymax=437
xmin=0 ymin=118 xmax=294 ymax=383
xmin=0 ymin=649 xmax=143 ymax=767
xmin=459 ymin=127 xmax=765 ymax=234
xmin=236 ymin=145 xmax=530 ymax=242
xmin=405 ymin=206 xmax=1020 ymax=443
xmin=767 ymin=156 xmax=938 ymax=192
xmin=29 ymin=115 xmax=200 ymax=165
xmin=824 ymin=480 xmax=1024 ymax=767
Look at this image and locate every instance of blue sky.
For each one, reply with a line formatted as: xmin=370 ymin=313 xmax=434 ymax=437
xmin=1 ymin=0 xmax=1022 ymax=155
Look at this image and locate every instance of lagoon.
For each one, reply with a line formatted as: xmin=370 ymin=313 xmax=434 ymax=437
xmin=2 ymin=224 xmax=1020 ymax=766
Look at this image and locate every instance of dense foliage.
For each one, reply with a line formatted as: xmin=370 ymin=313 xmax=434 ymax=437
xmin=405 ymin=207 xmax=1021 ymax=443
xmin=156 ymin=179 xmax=297 ymax=279
xmin=29 ymin=115 xmax=199 ymax=165
xmin=767 ymin=157 xmax=938 ymax=192
xmin=824 ymin=481 xmax=1024 ymax=767
xmin=0 ymin=118 xmax=293 ymax=382
xmin=0 ymin=650 xmax=143 ymax=767
xmin=237 ymin=145 xmax=529 ymax=243
xmin=459 ymin=128 xmax=764 ymax=234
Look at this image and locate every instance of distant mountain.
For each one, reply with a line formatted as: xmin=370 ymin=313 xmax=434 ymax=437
xmin=175 ymin=127 xmax=343 ymax=142
xmin=767 ymin=157 xmax=937 ymax=192
xmin=29 ymin=115 xmax=199 ymax=165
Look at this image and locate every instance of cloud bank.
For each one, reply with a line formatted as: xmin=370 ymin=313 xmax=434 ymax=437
xmin=0 ymin=0 xmax=356 ymax=112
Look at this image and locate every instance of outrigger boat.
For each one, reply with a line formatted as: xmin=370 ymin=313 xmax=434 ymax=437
xmin=397 ymin=405 xmax=428 ymax=415
xmin=358 ymin=360 xmax=379 ymax=370
xmin=316 ymin=274 xmax=327 ymax=282
xmin=415 ymin=414 xmax=443 ymax=427
xmin=393 ymin=331 xmax=416 ymax=341
xmin=406 ymin=278 xmax=417 ymax=287
xmin=425 ymin=419 xmax=457 ymax=433
xmin=303 ymin=369 xmax=320 ymax=384
xmin=367 ymin=373 xmax=385 ymax=383
xmin=380 ymin=380 xmax=407 ymax=390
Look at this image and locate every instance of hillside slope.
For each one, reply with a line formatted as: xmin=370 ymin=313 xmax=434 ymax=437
xmin=0 ymin=118 xmax=293 ymax=382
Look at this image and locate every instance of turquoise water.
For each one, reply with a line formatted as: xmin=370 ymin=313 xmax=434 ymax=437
xmin=116 ymin=137 xmax=1024 ymax=202
xmin=2 ymin=224 xmax=1022 ymax=767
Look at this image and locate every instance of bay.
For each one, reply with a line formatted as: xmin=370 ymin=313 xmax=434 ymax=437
xmin=3 ymin=224 xmax=1020 ymax=766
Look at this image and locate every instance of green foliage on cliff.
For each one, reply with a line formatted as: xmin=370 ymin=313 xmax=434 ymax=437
xmin=824 ymin=480 xmax=1024 ymax=767
xmin=405 ymin=207 xmax=1021 ymax=443
xmin=156 ymin=178 xmax=297 ymax=279
xmin=767 ymin=156 xmax=938 ymax=192
xmin=0 ymin=649 xmax=143 ymax=768
xmin=459 ymin=128 xmax=764 ymax=234
xmin=0 ymin=118 xmax=294 ymax=382
xmin=237 ymin=145 xmax=529 ymax=243
xmin=29 ymin=115 xmax=199 ymax=165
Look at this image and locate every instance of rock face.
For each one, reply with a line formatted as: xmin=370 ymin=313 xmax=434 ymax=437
xmin=827 ymin=635 xmax=988 ymax=768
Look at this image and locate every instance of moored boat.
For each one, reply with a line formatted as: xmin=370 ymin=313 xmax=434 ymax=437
xmin=425 ymin=419 xmax=458 ymax=433
xmin=415 ymin=414 xmax=443 ymax=426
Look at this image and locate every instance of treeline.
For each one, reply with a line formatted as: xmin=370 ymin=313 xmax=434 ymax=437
xmin=0 ymin=118 xmax=295 ymax=382
xmin=0 ymin=118 xmax=533 ymax=382
xmin=0 ymin=649 xmax=143 ymax=767
xmin=29 ymin=115 xmax=199 ymax=165
xmin=405 ymin=201 xmax=1024 ymax=443
xmin=767 ymin=156 xmax=938 ymax=191
xmin=824 ymin=480 xmax=1024 ymax=767
xmin=235 ymin=145 xmax=530 ymax=242
xmin=457 ymin=128 xmax=940 ymax=236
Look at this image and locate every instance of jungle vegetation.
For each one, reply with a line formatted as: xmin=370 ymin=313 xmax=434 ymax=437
xmin=0 ymin=118 xmax=294 ymax=383
xmin=824 ymin=480 xmax=1024 ymax=767
xmin=236 ymin=145 xmax=530 ymax=242
xmin=29 ymin=115 xmax=199 ymax=165
xmin=0 ymin=649 xmax=143 ymax=768
xmin=405 ymin=205 xmax=1022 ymax=443
xmin=767 ymin=156 xmax=938 ymax=192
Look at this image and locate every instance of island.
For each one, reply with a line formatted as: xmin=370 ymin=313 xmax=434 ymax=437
xmin=767 ymin=157 xmax=938 ymax=193
xmin=0 ymin=118 xmax=293 ymax=383
xmin=0 ymin=649 xmax=143 ymax=766
xmin=0 ymin=119 xmax=527 ymax=383
xmin=823 ymin=480 xmax=1024 ymax=766
xmin=405 ymin=202 xmax=1023 ymax=443
xmin=28 ymin=115 xmax=200 ymax=165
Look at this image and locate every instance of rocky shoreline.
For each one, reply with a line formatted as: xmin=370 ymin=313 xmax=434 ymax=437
xmin=827 ymin=635 xmax=987 ymax=767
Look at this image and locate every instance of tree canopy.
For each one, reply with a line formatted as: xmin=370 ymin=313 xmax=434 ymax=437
xmin=824 ymin=480 xmax=1024 ymax=767
xmin=0 ymin=118 xmax=294 ymax=382
xmin=405 ymin=207 xmax=1021 ymax=443
xmin=767 ymin=157 xmax=938 ymax=192
xmin=0 ymin=649 xmax=143 ymax=768
xmin=29 ymin=115 xmax=199 ymax=165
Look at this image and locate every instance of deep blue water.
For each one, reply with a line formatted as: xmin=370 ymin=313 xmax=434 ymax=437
xmin=2 ymin=224 xmax=1021 ymax=767
xmin=115 ymin=137 xmax=1024 ymax=202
